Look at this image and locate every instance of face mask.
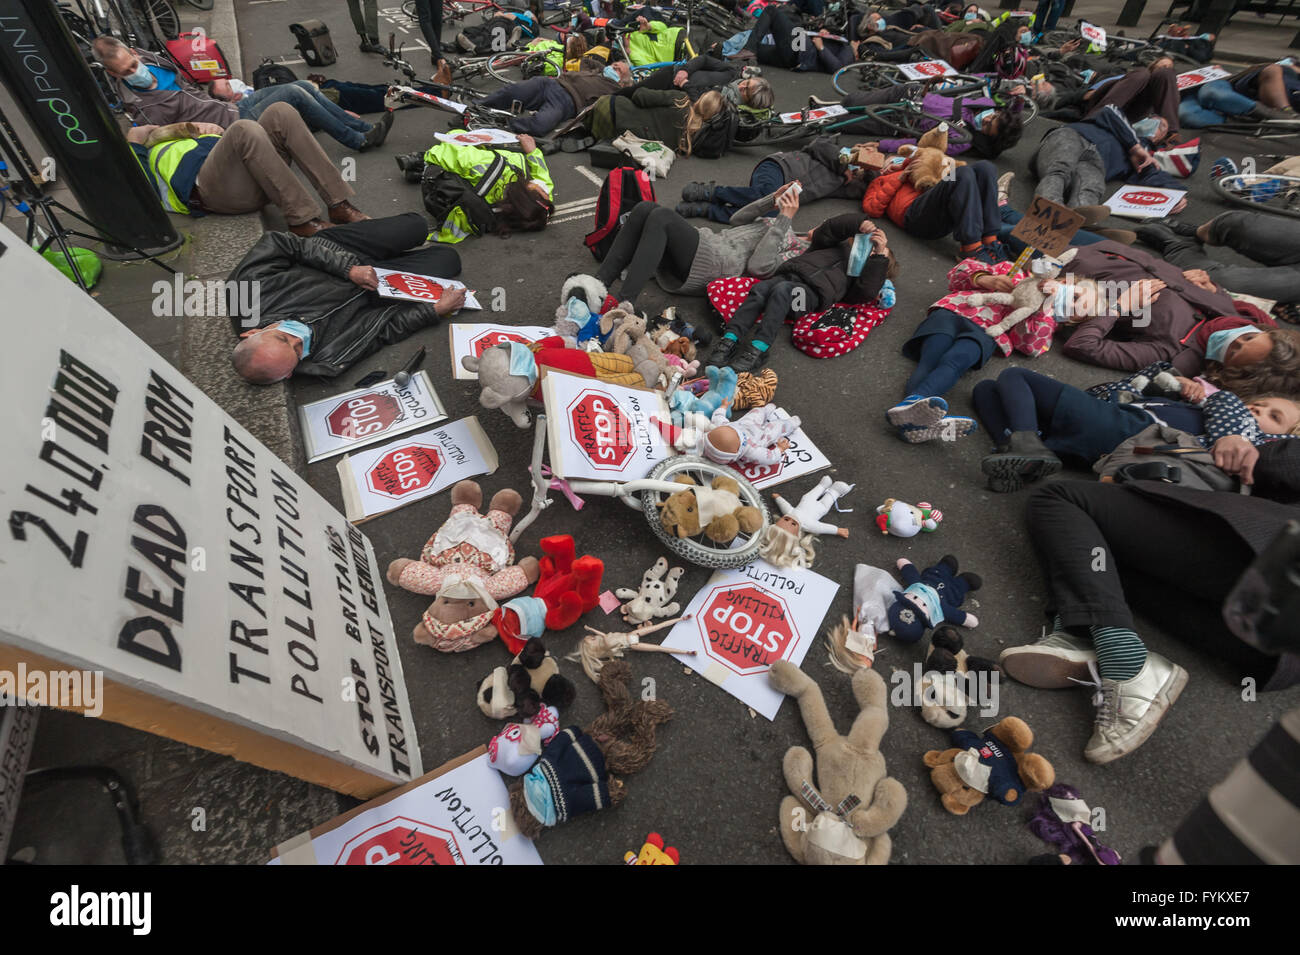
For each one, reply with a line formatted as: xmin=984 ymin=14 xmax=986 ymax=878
xmin=603 ymin=65 xmax=621 ymax=83
xmin=508 ymin=341 xmax=538 ymax=386
xmin=873 ymin=18 xmax=886 ymax=31
xmin=1018 ymin=32 xmax=1031 ymax=46
xmin=1048 ymin=283 xmax=1074 ymax=321
xmin=275 ymin=319 xmax=312 ymax=357
xmin=1205 ymin=326 xmax=1258 ymax=363
xmin=973 ymin=108 xmax=995 ymax=131
xmin=123 ymin=61 xmax=154 ymax=89
xmin=847 ymin=233 xmax=872 ymax=278
xmin=964 ymin=11 xmax=977 ymax=20
xmin=1132 ymin=117 xmax=1162 ymax=139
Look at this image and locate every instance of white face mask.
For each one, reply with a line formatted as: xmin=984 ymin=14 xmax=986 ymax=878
xmin=123 ymin=60 xmax=155 ymax=89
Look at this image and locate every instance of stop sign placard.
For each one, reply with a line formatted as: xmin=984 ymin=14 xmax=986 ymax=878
xmin=732 ymin=455 xmax=783 ymax=487
xmin=1120 ymin=190 xmax=1170 ymax=206
xmin=326 ymin=392 xmax=402 ymax=440
xmin=335 ymin=816 xmax=463 ymax=865
xmin=367 ymin=444 xmax=443 ymax=499
xmin=699 ymin=583 xmax=799 ymax=676
xmin=567 ymin=388 xmax=635 ymax=471
xmin=382 ymin=272 xmax=447 ymax=301
xmin=469 ymin=329 xmax=532 ymax=357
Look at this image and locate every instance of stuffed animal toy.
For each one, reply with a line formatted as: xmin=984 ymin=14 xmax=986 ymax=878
xmin=477 ymin=637 xmax=577 ymax=720
xmin=922 ymin=716 xmax=1055 ymax=815
xmin=552 ymin=295 xmax=604 ymax=348
xmin=876 ymin=499 xmax=943 ymax=538
xmin=600 ymin=304 xmax=674 ymax=388
xmin=916 ymin=625 xmax=1001 ymax=729
xmin=886 ymin=555 xmax=982 ymax=644
xmin=769 ymin=661 xmax=907 ymax=865
xmin=487 ymin=705 xmax=561 ymax=776
xmin=653 ymin=402 xmax=801 ymax=470
xmin=492 ymin=535 xmax=604 ymax=655
xmin=669 ymin=365 xmax=738 ymax=421
xmin=624 ymin=832 xmax=680 ymax=865
xmin=462 ymin=337 xmax=649 ymax=428
xmin=732 ymin=368 xmax=778 ymax=411
xmin=1027 ymin=783 xmax=1122 ymax=865
xmin=615 ymin=557 xmax=685 ymax=625
xmin=759 ymin=476 xmax=853 ymax=569
xmin=657 ymin=473 xmax=763 ymax=544
xmin=507 ymin=659 xmax=672 ymax=838
xmin=948 ymin=249 xmax=1079 ymax=340
xmin=387 ymin=481 xmax=540 ymax=651
xmin=560 ymin=273 xmax=618 ymax=317
xmin=825 ymin=564 xmax=897 ymax=672
xmin=896 ymin=122 xmax=965 ymax=190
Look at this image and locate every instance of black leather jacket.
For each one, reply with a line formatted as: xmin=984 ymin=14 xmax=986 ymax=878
xmin=226 ymin=232 xmax=446 ymax=378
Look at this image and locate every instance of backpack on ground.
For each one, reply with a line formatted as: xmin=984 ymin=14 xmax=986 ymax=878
xmin=584 ymin=166 xmax=655 ymax=261
xmin=289 ymin=20 xmax=337 ymax=67
xmin=688 ymin=101 xmax=738 ymax=159
xmin=421 ymin=166 xmax=499 ymax=237
xmin=252 ymin=57 xmax=298 ymax=90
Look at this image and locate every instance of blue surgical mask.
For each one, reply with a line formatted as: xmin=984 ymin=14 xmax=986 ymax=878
xmin=870 ymin=17 xmax=885 ymax=31
xmin=847 ymin=233 xmax=872 ymax=278
xmin=964 ymin=11 xmax=977 ymax=20
xmin=508 ymin=341 xmax=538 ymax=386
xmin=1132 ymin=116 xmax=1162 ymax=139
xmin=124 ymin=61 xmax=155 ymax=89
xmin=1205 ymin=326 xmax=1257 ymax=363
xmin=1018 ymin=32 xmax=1031 ymax=46
xmin=1049 ymin=283 xmax=1073 ymax=321
xmin=275 ymin=319 xmax=312 ymax=357
xmin=973 ymin=108 xmax=995 ymax=131
xmin=603 ymin=65 xmax=621 ymax=82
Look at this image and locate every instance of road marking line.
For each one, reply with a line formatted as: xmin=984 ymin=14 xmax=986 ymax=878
xmin=574 ymin=165 xmax=604 ymax=186
xmin=553 ymin=198 xmax=598 ymax=214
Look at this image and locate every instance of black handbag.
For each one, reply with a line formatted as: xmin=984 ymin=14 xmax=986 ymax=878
xmin=289 ymin=20 xmax=337 ymax=67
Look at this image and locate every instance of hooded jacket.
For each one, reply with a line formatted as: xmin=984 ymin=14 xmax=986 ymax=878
xmin=110 ymin=48 xmax=240 ymax=128
xmin=777 ymin=212 xmax=889 ymax=308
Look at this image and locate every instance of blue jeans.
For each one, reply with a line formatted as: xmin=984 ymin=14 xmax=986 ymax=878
xmin=240 ymin=81 xmax=372 ymax=149
xmin=1178 ymin=80 xmax=1257 ymax=127
xmin=708 ymin=159 xmax=787 ymax=223
xmin=903 ymin=160 xmax=1000 ymax=245
xmin=904 ymin=326 xmax=986 ymax=398
xmin=1033 ymin=0 xmax=1066 ymax=33
xmin=998 ymin=204 xmax=1104 ymax=256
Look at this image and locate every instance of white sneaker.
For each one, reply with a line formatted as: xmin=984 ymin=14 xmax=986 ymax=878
xmin=886 ymin=394 xmax=947 ymax=429
xmin=997 ymin=170 xmax=1015 ymax=206
xmin=1000 ymin=629 xmax=1096 ymax=688
xmin=1081 ymin=653 xmax=1188 ymax=765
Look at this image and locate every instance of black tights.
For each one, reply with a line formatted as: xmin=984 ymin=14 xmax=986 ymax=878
xmin=971 ymin=367 xmax=1067 ymax=441
xmin=596 ymin=202 xmax=701 ymax=306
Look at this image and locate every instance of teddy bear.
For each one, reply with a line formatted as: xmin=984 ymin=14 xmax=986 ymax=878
xmin=916 ymin=625 xmax=1001 ymax=729
xmin=896 ymin=122 xmax=965 ymax=190
xmin=624 ymin=833 xmax=680 ymax=865
xmin=491 ymin=535 xmax=604 ymax=655
xmin=949 ymin=248 xmax=1079 ymax=339
xmin=886 ymin=555 xmax=982 ymax=644
xmin=875 ymin=498 xmax=943 ymax=538
xmin=386 ymin=480 xmax=540 ymax=652
xmin=506 ymin=659 xmax=672 ymax=838
xmin=615 ymin=557 xmax=685 ymax=625
xmin=600 ymin=304 xmax=674 ymax=389
xmin=656 ymin=473 xmax=763 ymax=545
xmin=769 ymin=661 xmax=907 ymax=865
xmin=477 ymin=637 xmax=577 ymax=720
xmin=922 ymin=716 xmax=1056 ymax=815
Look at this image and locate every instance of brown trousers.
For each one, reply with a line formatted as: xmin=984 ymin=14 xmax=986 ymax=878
xmin=194 ymin=102 xmax=353 ymax=225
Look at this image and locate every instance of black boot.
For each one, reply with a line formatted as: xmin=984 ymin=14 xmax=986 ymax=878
xmin=395 ymin=151 xmax=425 ymax=183
xmin=981 ymin=431 xmax=1062 ymax=493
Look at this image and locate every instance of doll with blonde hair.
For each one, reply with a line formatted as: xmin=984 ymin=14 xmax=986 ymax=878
xmin=758 ymin=476 xmax=853 ymax=568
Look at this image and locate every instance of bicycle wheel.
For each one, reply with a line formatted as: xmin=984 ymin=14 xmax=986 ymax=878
xmin=110 ymin=0 xmax=160 ymax=49
xmin=1213 ymin=174 xmax=1300 ymax=219
xmin=832 ymin=62 xmax=907 ymax=98
xmin=402 ymin=0 xmax=418 ymax=19
xmin=640 ymin=456 xmax=771 ymax=570
xmin=487 ymin=49 xmax=551 ymax=82
xmin=142 ymin=0 xmax=179 ymax=41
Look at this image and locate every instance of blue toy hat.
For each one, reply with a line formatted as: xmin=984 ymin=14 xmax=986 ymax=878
xmin=887 ymin=592 xmax=928 ymax=643
xmin=522 ymin=727 xmax=609 ymax=827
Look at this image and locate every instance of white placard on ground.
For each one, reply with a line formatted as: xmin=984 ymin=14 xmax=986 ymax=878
xmin=270 ymin=749 xmax=543 ymax=865
xmin=665 ymin=560 xmax=839 ymax=720
xmin=1176 ymin=64 xmax=1232 ymax=91
xmin=451 ymin=324 xmax=554 ymax=380
xmin=1080 ymin=20 xmax=1107 ymax=50
xmin=0 ymin=235 xmax=421 ymax=798
xmin=780 ymin=104 xmax=847 ymax=124
xmin=541 ymin=370 xmax=671 ymax=481
xmin=726 ymin=409 xmax=831 ymax=490
xmin=434 ymin=128 xmax=519 ymax=147
xmin=1104 ymin=185 xmax=1187 ymax=219
xmin=337 ymin=416 xmax=498 ymax=522
xmin=374 ymin=268 xmax=482 ymax=310
xmin=899 ymin=59 xmax=956 ymax=80
xmin=299 ymin=370 xmax=448 ymax=463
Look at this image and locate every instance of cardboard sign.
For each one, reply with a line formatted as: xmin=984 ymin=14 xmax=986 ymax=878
xmin=898 ymin=59 xmax=956 ymax=80
xmin=665 ymin=561 xmax=838 ymax=720
xmin=337 ymin=416 xmax=499 ymax=522
xmin=1104 ymin=185 xmax=1187 ymax=219
xmin=451 ymin=324 xmax=553 ymax=380
xmin=374 ymin=268 xmax=482 ymax=311
xmin=299 ymin=371 xmax=448 ymax=463
xmin=540 ymin=371 xmax=671 ymax=481
xmin=0 ymin=236 xmax=421 ymax=799
xmin=433 ymin=127 xmax=519 ymax=147
xmin=0 ymin=706 xmax=38 ymax=861
xmin=780 ymin=104 xmax=847 ymax=124
xmin=395 ymin=86 xmax=467 ymax=113
xmin=1080 ymin=20 xmax=1107 ymax=50
xmin=1009 ymin=196 xmax=1087 ymax=257
xmin=270 ymin=749 xmax=543 ymax=865
xmin=727 ymin=410 xmax=831 ymax=490
xmin=1176 ymin=65 xmax=1231 ymax=91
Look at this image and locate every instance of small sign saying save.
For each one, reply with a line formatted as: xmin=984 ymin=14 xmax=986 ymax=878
xmin=1009 ymin=196 xmax=1086 ymax=258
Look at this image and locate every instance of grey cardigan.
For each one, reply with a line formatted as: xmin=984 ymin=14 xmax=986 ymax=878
xmin=657 ymin=215 xmax=796 ymax=295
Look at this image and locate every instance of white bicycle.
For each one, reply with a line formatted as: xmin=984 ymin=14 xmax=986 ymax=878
xmin=510 ymin=413 xmax=772 ymax=569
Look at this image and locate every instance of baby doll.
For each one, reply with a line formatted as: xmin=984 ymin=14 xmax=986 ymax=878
xmin=758 ymin=476 xmax=853 ymax=569
xmin=654 ymin=401 xmax=802 ymax=469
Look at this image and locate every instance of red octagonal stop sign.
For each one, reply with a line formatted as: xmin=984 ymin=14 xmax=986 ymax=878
xmin=382 ymin=271 xmax=447 ymax=301
xmin=566 ymin=388 xmax=634 ymax=471
xmin=1119 ymin=190 xmax=1170 ymax=206
xmin=327 ymin=392 xmax=402 ymax=440
xmin=367 ymin=444 xmax=443 ymax=499
xmin=335 ymin=816 xmax=463 ymax=865
xmin=698 ymin=583 xmax=798 ymax=676
xmin=731 ymin=454 xmax=783 ymax=487
xmin=469 ymin=329 xmax=533 ymax=357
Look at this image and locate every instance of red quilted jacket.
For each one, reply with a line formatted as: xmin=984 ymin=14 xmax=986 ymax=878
xmin=861 ymin=168 xmax=921 ymax=227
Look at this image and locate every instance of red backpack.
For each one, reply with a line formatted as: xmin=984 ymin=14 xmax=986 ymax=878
xmin=584 ymin=167 xmax=655 ymax=261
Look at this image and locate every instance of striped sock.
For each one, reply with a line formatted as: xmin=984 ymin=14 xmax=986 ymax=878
xmin=1089 ymin=625 xmax=1147 ymax=682
xmin=1052 ymin=613 xmax=1064 ymax=634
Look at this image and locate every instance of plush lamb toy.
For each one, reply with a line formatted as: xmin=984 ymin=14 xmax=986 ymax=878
xmin=886 ymin=555 xmax=982 ymax=644
xmin=923 ymin=716 xmax=1056 ymax=815
xmin=386 ymin=480 xmax=540 ymax=651
xmin=769 ymin=661 xmax=907 ymax=865
xmin=616 ymin=557 xmax=685 ymax=626
xmin=876 ymin=498 xmax=943 ymax=538
xmin=949 ymin=248 xmax=1079 ymax=340
xmin=916 ymin=625 xmax=1001 ymax=729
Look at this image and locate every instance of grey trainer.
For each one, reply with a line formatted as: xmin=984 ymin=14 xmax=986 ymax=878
xmin=1000 ymin=629 xmax=1096 ymax=689
xmin=1083 ymin=652 xmax=1188 ymax=765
